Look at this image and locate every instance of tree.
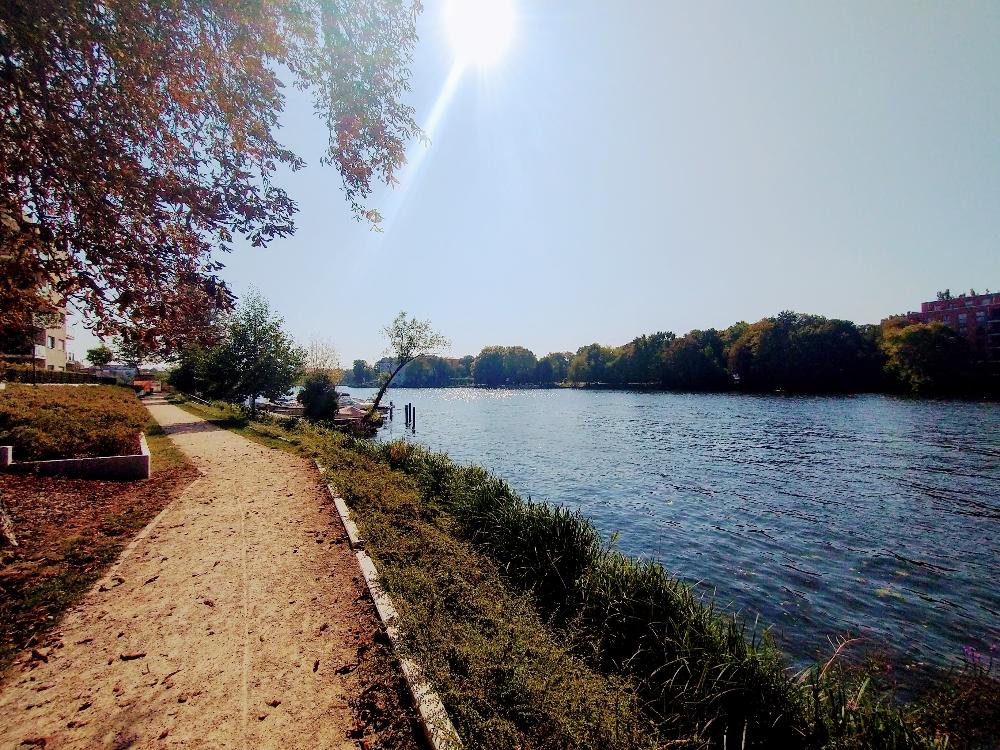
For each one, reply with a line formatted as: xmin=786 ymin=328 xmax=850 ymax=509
xmin=370 ymin=312 xmax=448 ymax=413
xmin=607 ymin=332 xmax=674 ymax=384
xmin=472 ymin=348 xmax=506 ymax=386
xmin=1 ymin=1 xmax=422 ymax=352
xmin=112 ymin=335 xmax=156 ymax=371
xmin=880 ymin=319 xmax=969 ymax=394
xmin=346 ymin=359 xmax=377 ymax=387
xmin=395 ymin=355 xmax=457 ymax=387
xmin=535 ymin=352 xmax=571 ymax=384
xmin=504 ymin=347 xmax=539 ymax=385
xmin=167 ymin=343 xmax=208 ymax=394
xmin=661 ymin=331 xmax=730 ymax=390
xmin=303 ymin=338 xmax=341 ymax=381
xmin=208 ymin=291 xmax=305 ymax=414
xmin=567 ymin=344 xmax=613 ymax=383
xmin=728 ymin=318 xmax=791 ymax=391
xmin=85 ymin=345 xmax=113 ymax=368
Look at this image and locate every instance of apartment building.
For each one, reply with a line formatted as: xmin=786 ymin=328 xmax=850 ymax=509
xmin=905 ymin=292 xmax=1000 ymax=362
xmin=30 ymin=309 xmax=71 ymax=370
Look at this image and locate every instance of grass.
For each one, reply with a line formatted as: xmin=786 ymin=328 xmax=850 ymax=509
xmin=0 ymin=383 xmax=148 ymax=460
xmin=172 ymin=397 xmax=998 ymax=750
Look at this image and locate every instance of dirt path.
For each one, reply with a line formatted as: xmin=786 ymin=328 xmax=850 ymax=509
xmin=0 ymin=397 xmax=411 ymax=749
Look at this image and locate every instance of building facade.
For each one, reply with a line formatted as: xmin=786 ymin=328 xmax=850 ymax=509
xmin=30 ymin=310 xmax=71 ymax=370
xmin=905 ymin=292 xmax=1000 ymax=362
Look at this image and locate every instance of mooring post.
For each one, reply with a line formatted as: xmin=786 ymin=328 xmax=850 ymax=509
xmin=411 ymin=407 xmax=416 ymax=432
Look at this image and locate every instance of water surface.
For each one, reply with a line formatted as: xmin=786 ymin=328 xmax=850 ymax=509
xmin=348 ymin=387 xmax=999 ymax=667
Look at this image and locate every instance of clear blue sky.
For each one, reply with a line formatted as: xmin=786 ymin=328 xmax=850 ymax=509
xmin=71 ymin=0 xmax=1000 ymax=365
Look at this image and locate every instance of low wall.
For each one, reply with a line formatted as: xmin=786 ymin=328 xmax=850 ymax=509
xmin=0 ymin=434 xmax=150 ymax=480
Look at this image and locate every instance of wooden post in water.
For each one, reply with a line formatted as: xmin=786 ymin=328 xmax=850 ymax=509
xmin=411 ymin=406 xmax=415 ymax=432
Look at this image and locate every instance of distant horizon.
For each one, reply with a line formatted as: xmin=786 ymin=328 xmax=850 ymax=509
xmin=70 ymin=288 xmax=993 ymax=367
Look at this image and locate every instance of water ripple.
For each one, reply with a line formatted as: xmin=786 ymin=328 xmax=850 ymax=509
xmin=367 ymin=388 xmax=1000 ymax=668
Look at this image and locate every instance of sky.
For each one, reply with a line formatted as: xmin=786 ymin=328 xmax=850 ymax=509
xmin=70 ymin=0 xmax=1000 ymax=365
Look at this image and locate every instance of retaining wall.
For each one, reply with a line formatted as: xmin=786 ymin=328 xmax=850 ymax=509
xmin=0 ymin=434 xmax=150 ymax=480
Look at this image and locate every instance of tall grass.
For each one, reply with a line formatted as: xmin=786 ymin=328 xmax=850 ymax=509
xmin=335 ymin=436 xmax=950 ymax=749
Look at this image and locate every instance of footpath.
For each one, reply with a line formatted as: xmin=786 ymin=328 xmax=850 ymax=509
xmin=0 ymin=397 xmax=407 ymax=749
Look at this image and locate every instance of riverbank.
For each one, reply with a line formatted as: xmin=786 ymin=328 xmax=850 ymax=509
xmin=173 ymin=396 xmax=999 ymax=749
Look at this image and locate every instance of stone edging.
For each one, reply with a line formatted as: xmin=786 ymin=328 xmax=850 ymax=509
xmin=316 ymin=461 xmax=463 ymax=750
xmin=0 ymin=433 xmax=150 ymax=480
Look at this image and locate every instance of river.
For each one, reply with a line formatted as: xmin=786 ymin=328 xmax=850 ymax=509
xmin=345 ymin=386 xmax=999 ymax=668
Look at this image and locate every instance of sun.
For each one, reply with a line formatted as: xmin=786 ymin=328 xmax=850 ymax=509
xmin=444 ymin=0 xmax=516 ymax=68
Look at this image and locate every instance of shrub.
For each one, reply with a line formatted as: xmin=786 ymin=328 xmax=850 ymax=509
xmin=298 ymin=370 xmax=339 ymax=421
xmin=0 ymin=384 xmax=147 ymax=460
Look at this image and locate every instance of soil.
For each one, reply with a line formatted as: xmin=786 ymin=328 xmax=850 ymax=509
xmin=0 ymin=397 xmax=421 ymax=750
xmin=0 ymin=438 xmax=198 ymax=668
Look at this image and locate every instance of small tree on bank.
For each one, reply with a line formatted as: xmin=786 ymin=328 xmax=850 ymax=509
xmin=369 ymin=312 xmax=449 ymax=415
xmin=298 ymin=370 xmax=340 ymax=421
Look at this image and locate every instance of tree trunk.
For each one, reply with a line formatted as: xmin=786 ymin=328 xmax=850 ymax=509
xmin=369 ymin=360 xmax=409 ymax=416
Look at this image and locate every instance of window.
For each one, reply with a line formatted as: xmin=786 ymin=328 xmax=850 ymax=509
xmin=977 ymin=311 xmax=986 ymax=321
xmin=47 ymin=335 xmax=55 ymax=348
xmin=959 ymin=313 xmax=967 ymax=321
xmin=59 ymin=339 xmax=65 ymax=351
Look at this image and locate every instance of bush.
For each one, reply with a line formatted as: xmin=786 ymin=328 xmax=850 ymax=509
xmin=0 ymin=363 xmax=104 ymax=385
xmin=298 ymin=370 xmax=339 ymax=421
xmin=0 ymin=384 xmax=147 ymax=460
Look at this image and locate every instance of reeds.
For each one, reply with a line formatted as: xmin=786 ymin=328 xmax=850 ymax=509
xmin=338 ymin=437 xmax=951 ymax=749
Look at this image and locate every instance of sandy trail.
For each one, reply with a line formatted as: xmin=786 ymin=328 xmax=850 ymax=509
xmin=0 ymin=397 xmax=395 ymax=749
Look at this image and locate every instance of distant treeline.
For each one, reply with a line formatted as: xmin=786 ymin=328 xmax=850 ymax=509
xmin=341 ymin=312 xmax=998 ymax=396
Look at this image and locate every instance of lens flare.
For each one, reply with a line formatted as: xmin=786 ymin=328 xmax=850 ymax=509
xmin=444 ymin=0 xmax=516 ymax=67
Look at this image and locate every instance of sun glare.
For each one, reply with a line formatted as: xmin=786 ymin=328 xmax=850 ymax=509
xmin=444 ymin=0 xmax=516 ymax=67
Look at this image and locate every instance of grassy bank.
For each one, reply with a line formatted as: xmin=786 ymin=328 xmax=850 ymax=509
xmin=173 ymin=397 xmax=998 ymax=749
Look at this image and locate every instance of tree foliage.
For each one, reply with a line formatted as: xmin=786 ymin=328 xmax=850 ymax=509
xmin=370 ymin=311 xmax=448 ymax=411
xmin=85 ymin=344 xmax=113 ymax=368
xmin=298 ymin=369 xmax=340 ymax=420
xmin=1 ymin=0 xmax=422 ymax=351
xmin=880 ymin=319 xmax=970 ymax=395
xmin=567 ymin=344 xmax=614 ymax=384
xmin=168 ymin=291 xmax=304 ymax=411
xmin=471 ymin=346 xmax=538 ymax=386
xmin=303 ymin=337 xmax=341 ymax=382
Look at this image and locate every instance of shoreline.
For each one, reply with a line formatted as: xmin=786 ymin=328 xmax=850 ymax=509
xmin=172 ymin=396 xmax=1000 ymax=749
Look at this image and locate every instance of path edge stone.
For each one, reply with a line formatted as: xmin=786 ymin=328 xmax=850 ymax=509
xmin=316 ymin=460 xmax=463 ymax=750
